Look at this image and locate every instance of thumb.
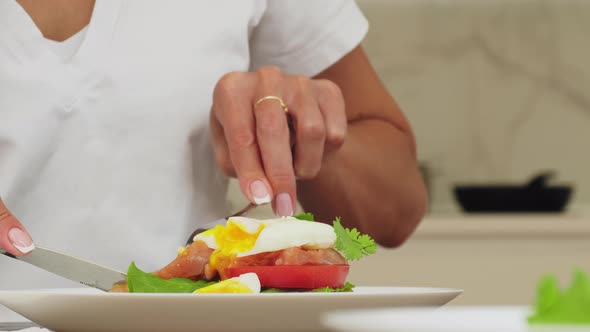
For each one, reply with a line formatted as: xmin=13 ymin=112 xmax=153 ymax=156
xmin=0 ymin=198 xmax=35 ymax=256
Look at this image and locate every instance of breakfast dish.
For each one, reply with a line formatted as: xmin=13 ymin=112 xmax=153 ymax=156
xmin=114 ymin=213 xmax=377 ymax=294
xmin=0 ymin=214 xmax=464 ymax=331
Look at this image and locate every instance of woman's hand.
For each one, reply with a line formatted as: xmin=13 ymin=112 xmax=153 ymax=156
xmin=0 ymin=198 xmax=35 ymax=256
xmin=210 ymin=66 xmax=347 ymax=216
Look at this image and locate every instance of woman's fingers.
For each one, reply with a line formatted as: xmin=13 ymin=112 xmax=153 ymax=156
xmin=313 ymin=79 xmax=347 ymax=156
xmin=288 ymin=76 xmax=326 ymax=179
xmin=253 ymin=67 xmax=296 ymax=216
xmin=212 ymin=72 xmax=274 ymax=206
xmin=211 ymin=67 xmax=348 ymax=217
xmin=0 ymin=198 xmax=34 ymax=256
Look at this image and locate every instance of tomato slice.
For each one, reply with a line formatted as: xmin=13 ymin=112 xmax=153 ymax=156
xmin=224 ymin=265 xmax=349 ymax=289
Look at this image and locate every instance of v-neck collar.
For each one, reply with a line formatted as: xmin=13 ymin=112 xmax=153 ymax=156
xmin=76 ymin=0 xmax=123 ymax=64
xmin=0 ymin=0 xmax=122 ymax=64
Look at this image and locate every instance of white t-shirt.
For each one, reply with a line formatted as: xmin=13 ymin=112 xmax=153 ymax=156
xmin=45 ymin=26 xmax=89 ymax=62
xmin=0 ymin=0 xmax=368 ymax=290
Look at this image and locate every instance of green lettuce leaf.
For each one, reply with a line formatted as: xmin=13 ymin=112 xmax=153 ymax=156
xmin=261 ymin=282 xmax=355 ymax=293
xmin=261 ymin=288 xmax=285 ymax=293
xmin=311 ymin=282 xmax=355 ymax=293
xmin=528 ymin=269 xmax=590 ymax=324
xmin=293 ymin=212 xmax=315 ymax=221
xmin=127 ymin=262 xmax=215 ymax=293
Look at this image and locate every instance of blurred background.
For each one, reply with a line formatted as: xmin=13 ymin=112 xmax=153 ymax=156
xmin=358 ymin=0 xmax=589 ymax=216
xmin=227 ymin=0 xmax=590 ymax=306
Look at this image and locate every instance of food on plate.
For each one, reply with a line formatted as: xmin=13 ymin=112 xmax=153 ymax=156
xmin=195 ymin=273 xmax=260 ymax=294
xmin=116 ymin=213 xmax=377 ymax=294
xmin=528 ymin=269 xmax=590 ymax=324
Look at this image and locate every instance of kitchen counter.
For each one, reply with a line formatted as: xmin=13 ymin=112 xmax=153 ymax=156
xmin=322 ymin=305 xmax=581 ymax=332
xmin=413 ymin=214 xmax=590 ymax=239
xmin=348 ymin=214 xmax=590 ymax=306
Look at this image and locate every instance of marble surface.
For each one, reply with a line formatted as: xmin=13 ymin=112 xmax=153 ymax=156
xmin=355 ymin=0 xmax=590 ymax=214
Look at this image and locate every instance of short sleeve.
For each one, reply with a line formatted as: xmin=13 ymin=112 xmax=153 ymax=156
xmin=249 ymin=0 xmax=369 ymax=77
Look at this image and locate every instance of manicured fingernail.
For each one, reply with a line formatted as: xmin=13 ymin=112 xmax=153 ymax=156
xmin=8 ymin=228 xmax=35 ymax=254
xmin=250 ymin=180 xmax=271 ymax=205
xmin=276 ymin=193 xmax=294 ymax=217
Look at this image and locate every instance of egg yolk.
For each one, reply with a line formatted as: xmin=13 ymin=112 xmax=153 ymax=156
xmin=204 ymin=220 xmax=265 ymax=273
xmin=194 ymin=279 xmax=254 ymax=294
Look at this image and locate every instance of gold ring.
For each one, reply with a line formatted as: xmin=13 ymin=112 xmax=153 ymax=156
xmin=254 ymin=96 xmax=288 ymax=113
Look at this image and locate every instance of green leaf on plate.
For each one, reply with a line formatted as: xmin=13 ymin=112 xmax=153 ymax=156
xmin=293 ymin=212 xmax=315 ymax=221
xmin=528 ymin=269 xmax=590 ymax=324
xmin=311 ymin=282 xmax=355 ymax=293
xmin=127 ymin=262 xmax=215 ymax=293
xmin=261 ymin=288 xmax=285 ymax=293
xmin=260 ymin=282 xmax=355 ymax=293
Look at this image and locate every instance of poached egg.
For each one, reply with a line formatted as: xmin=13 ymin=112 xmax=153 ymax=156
xmin=193 ymin=216 xmax=337 ymax=273
xmin=194 ymin=216 xmax=336 ymax=257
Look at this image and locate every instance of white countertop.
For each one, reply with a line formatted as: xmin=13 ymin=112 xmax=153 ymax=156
xmin=322 ymin=306 xmax=585 ymax=332
xmin=412 ymin=213 xmax=590 ymax=239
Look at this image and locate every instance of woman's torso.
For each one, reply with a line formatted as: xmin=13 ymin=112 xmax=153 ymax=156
xmin=0 ymin=0 xmax=266 ymax=288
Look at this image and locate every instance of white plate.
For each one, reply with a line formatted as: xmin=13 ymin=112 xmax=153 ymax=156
xmin=0 ymin=287 xmax=461 ymax=332
xmin=322 ymin=306 xmax=589 ymax=332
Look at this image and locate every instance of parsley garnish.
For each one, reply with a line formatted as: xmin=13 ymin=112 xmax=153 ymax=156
xmin=333 ymin=217 xmax=377 ymax=261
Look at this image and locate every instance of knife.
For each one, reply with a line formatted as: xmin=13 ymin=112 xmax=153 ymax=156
xmin=0 ymin=247 xmax=126 ymax=292
xmin=0 ymin=322 xmax=39 ymax=331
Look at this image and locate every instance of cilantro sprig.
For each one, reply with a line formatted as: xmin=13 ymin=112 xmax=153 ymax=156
xmin=333 ymin=217 xmax=377 ymax=261
xmin=294 ymin=212 xmax=377 ymax=261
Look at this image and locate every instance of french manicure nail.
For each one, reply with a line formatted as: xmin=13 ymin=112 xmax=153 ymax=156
xmin=8 ymin=228 xmax=35 ymax=254
xmin=250 ymin=180 xmax=271 ymax=205
xmin=276 ymin=193 xmax=294 ymax=217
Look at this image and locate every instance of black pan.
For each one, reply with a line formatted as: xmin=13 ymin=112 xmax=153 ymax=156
xmin=453 ymin=172 xmax=573 ymax=213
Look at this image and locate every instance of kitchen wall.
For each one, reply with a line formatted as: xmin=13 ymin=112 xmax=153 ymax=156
xmin=356 ymin=0 xmax=590 ymax=215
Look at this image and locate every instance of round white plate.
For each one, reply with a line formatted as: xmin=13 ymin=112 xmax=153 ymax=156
xmin=322 ymin=306 xmax=588 ymax=332
xmin=0 ymin=287 xmax=461 ymax=332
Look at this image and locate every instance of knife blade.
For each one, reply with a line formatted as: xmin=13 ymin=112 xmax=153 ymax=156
xmin=0 ymin=322 xmax=39 ymax=331
xmin=0 ymin=247 xmax=126 ymax=292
